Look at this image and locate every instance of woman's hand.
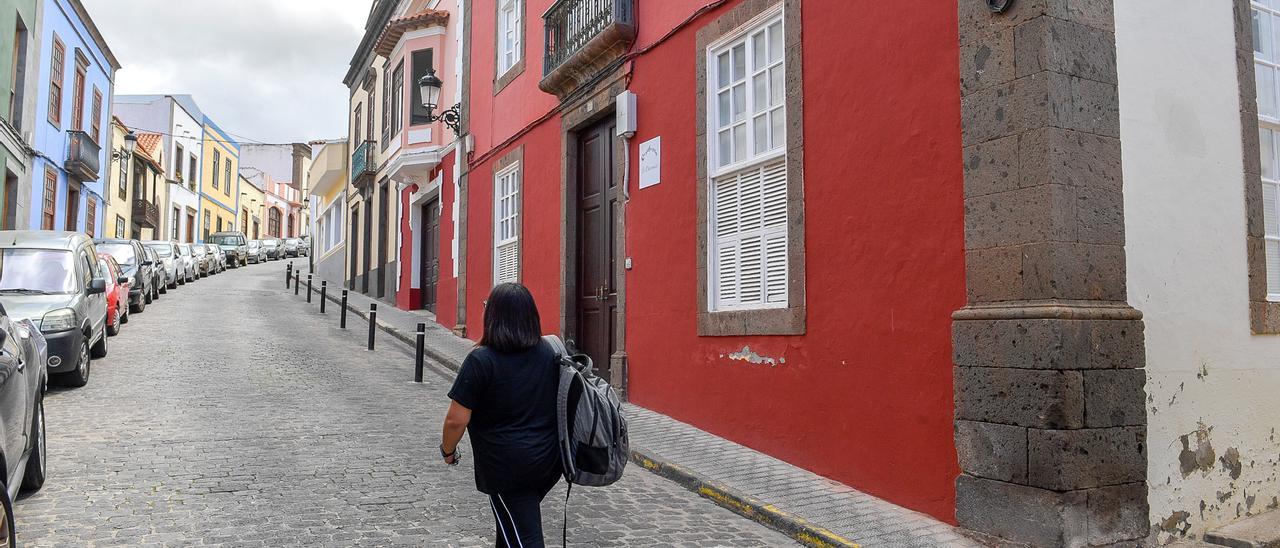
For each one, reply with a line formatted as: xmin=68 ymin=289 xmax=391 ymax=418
xmin=440 ymin=444 xmax=461 ymax=466
xmin=440 ymin=400 xmax=472 ymax=466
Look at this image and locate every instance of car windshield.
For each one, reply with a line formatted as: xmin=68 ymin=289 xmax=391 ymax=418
xmin=98 ymin=243 xmax=137 ymax=267
xmin=146 ymin=244 xmax=172 ymax=257
xmin=178 ymin=246 xmax=190 ymax=256
xmin=209 ymin=234 xmax=242 ymax=246
xmin=263 ymin=241 xmax=278 ymax=248
xmin=285 ymin=239 xmax=300 ymax=245
xmin=191 ymin=247 xmax=205 ymax=256
xmin=0 ymin=248 xmax=77 ymax=294
xmin=247 ymin=241 xmax=261 ymax=249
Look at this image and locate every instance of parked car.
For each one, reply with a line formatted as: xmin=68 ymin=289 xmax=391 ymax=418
xmin=209 ymin=231 xmax=248 ymax=268
xmin=94 ymin=239 xmax=156 ymax=314
xmin=190 ymin=244 xmax=211 ymax=277
xmin=96 ymin=255 xmax=129 ymax=336
xmin=207 ymin=244 xmax=226 ymax=273
xmin=176 ymin=244 xmax=197 ymax=283
xmin=143 ymin=246 xmax=164 ymax=299
xmin=144 ymin=241 xmax=182 ymax=289
xmin=0 ymin=231 xmax=108 ymax=388
xmin=262 ymin=238 xmax=284 ymax=260
xmin=0 ymin=303 xmax=49 ymax=537
xmin=246 ymin=240 xmax=268 ymax=264
xmin=283 ymin=238 xmax=303 ymax=257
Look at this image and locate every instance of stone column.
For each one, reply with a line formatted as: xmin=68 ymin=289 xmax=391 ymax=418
xmin=954 ymin=1 xmax=1148 ymax=546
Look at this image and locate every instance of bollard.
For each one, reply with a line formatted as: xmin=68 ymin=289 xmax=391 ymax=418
xmin=294 ymin=271 xmax=300 ymax=296
xmin=340 ymin=290 xmax=349 ymax=328
xmin=368 ymin=303 xmax=377 ymax=350
xmin=285 ymin=263 xmax=292 ymax=287
xmin=306 ymin=275 xmax=313 ymax=304
xmin=320 ymin=282 xmax=327 ymax=313
xmin=415 ymin=323 xmax=426 ymax=383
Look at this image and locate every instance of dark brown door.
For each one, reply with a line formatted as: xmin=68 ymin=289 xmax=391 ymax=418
xmin=362 ymin=200 xmax=372 ymax=294
xmin=186 ymin=212 xmax=195 ymax=243
xmin=420 ymin=199 xmax=440 ymax=312
xmin=65 ymin=184 xmax=79 ymax=231
xmin=349 ymin=206 xmax=359 ymax=290
xmin=377 ymin=183 xmax=389 ymax=298
xmin=575 ymin=118 xmax=618 ymax=382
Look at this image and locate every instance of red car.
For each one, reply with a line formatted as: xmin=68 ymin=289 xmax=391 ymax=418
xmin=97 ymin=254 xmax=130 ymax=336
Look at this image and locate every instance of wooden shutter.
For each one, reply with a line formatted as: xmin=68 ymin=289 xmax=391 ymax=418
xmin=85 ymin=196 xmax=96 ymax=237
xmin=48 ymin=37 xmax=63 ymax=126
xmin=71 ymin=54 xmax=86 ymax=131
xmin=41 ymin=167 xmax=55 ymax=229
xmin=712 ymin=159 xmax=787 ymax=309
xmin=495 ymin=242 xmax=518 ymax=284
xmin=493 ymin=167 xmax=520 ymax=284
xmin=90 ymin=87 xmax=102 ymax=142
xmin=212 ymin=150 xmax=220 ymax=188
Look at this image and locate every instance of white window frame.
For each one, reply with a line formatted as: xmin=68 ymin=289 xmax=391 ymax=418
xmin=493 ymin=163 xmax=520 ymax=285
xmin=705 ymin=6 xmax=788 ymax=312
xmin=1254 ymin=1 xmax=1280 ymax=301
xmin=497 ymin=0 xmax=522 ymax=75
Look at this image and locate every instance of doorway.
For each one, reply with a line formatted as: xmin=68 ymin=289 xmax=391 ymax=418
xmin=574 ymin=117 xmax=618 ymax=383
xmin=362 ymin=200 xmax=372 ymax=294
xmin=349 ymin=206 xmax=359 ymax=290
xmin=420 ymin=199 xmax=440 ymax=312
xmin=186 ymin=210 xmax=195 ymax=243
xmin=65 ymin=184 xmax=79 ymax=232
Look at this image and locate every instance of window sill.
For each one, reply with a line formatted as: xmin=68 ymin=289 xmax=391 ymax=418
xmin=493 ymin=58 xmax=525 ymax=96
xmin=698 ymin=306 xmax=804 ymax=337
xmin=1251 ymin=301 xmax=1280 ymax=334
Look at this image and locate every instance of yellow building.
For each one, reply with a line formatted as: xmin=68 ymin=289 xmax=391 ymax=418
xmin=238 ymin=174 xmax=265 ymax=239
xmin=103 ymin=118 xmax=132 ymax=238
xmin=199 ymin=118 xmax=239 ymax=241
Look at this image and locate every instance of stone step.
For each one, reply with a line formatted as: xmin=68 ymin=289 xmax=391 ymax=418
xmin=1203 ymin=510 xmax=1280 ymax=548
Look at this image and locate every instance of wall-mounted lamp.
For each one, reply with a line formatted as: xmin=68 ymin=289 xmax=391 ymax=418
xmin=110 ymin=131 xmax=138 ymax=163
xmin=417 ymin=69 xmax=461 ymax=136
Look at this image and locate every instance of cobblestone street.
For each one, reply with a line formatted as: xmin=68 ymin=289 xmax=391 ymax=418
xmin=12 ymin=263 xmax=794 ymax=547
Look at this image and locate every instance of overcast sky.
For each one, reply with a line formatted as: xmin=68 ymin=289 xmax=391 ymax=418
xmin=82 ymin=0 xmax=369 ymax=144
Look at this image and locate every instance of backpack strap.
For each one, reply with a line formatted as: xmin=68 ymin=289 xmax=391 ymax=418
xmin=563 ymin=481 xmax=572 ymax=548
xmin=543 ymin=334 xmax=568 ymax=357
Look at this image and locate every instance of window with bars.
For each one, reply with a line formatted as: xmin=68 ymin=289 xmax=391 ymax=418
xmin=707 ymin=9 xmax=787 ymax=311
xmin=497 ymin=0 xmax=522 ymax=75
xmin=116 ymin=215 xmax=125 ymax=239
xmin=1255 ymin=1 xmax=1280 ymax=300
xmin=47 ymin=36 xmax=63 ymax=127
xmin=493 ymin=163 xmax=520 ymax=285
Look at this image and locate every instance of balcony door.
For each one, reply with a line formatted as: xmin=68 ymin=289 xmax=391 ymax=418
xmin=65 ymin=183 xmax=79 ymax=232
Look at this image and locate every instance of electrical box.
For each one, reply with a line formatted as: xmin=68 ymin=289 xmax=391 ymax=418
xmin=616 ymin=91 xmax=637 ymax=137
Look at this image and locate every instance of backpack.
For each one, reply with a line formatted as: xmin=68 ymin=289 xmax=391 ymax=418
xmin=543 ymin=335 xmax=628 ymax=487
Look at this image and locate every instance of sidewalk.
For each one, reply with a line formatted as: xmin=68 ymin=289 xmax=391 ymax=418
xmin=287 ymin=264 xmax=985 ymax=547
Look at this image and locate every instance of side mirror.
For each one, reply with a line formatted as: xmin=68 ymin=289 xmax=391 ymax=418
xmin=142 ymin=260 xmax=155 ymax=267
xmin=117 ymin=276 xmax=129 ymax=284
xmin=87 ymin=278 xmax=106 ymax=295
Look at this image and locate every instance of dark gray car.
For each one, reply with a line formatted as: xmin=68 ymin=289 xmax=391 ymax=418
xmin=0 ymin=305 xmax=49 ymax=543
xmin=0 ymin=231 xmax=108 ymax=388
xmin=95 ymin=239 xmax=157 ymax=314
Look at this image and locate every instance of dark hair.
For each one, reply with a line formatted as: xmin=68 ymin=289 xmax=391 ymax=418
xmin=479 ymin=283 xmax=542 ymax=353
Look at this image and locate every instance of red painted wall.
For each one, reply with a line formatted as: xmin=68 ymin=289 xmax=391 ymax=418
xmin=398 ymin=185 xmax=418 ymax=311
xmin=436 ymin=150 xmax=458 ymax=330
xmin=463 ymin=0 xmax=965 ymax=521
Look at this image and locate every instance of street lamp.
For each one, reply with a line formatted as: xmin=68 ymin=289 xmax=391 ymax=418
xmin=110 ymin=131 xmax=138 ymax=163
xmin=417 ymin=69 xmax=461 ymax=136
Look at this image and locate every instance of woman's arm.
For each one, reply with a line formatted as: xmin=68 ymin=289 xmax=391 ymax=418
xmin=440 ymin=400 xmax=472 ymax=464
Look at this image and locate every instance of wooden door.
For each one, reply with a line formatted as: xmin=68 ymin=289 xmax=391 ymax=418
xmin=65 ymin=184 xmax=79 ymax=231
xmin=186 ymin=212 xmax=195 ymax=243
xmin=420 ymin=199 xmax=440 ymax=312
xmin=349 ymin=207 xmax=359 ymax=290
xmin=574 ymin=118 xmax=618 ymax=382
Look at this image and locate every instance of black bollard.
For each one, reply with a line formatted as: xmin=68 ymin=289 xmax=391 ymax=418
xmin=306 ymin=275 xmax=313 ymax=303
xmin=285 ymin=263 xmax=292 ymax=287
xmin=368 ymin=303 xmax=377 ymax=350
xmin=294 ymin=271 xmax=300 ymax=296
xmin=340 ymin=290 xmax=348 ymax=328
xmin=320 ymin=282 xmax=327 ymax=313
xmin=415 ymin=323 xmax=426 ymax=383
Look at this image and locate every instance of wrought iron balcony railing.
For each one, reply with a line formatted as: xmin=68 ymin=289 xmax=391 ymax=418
xmin=351 ymin=140 xmax=377 ymax=188
xmin=132 ymin=199 xmax=160 ymax=228
xmin=65 ymin=130 xmax=101 ymax=182
xmin=540 ymin=0 xmax=636 ymax=96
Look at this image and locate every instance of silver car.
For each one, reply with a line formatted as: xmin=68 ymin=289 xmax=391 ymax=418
xmin=246 ymin=240 xmax=268 ymax=263
xmin=143 ymin=241 xmax=183 ymax=289
xmin=176 ymin=244 xmax=197 ymax=283
xmin=206 ymin=244 xmax=226 ymax=273
xmin=189 ymin=244 xmax=212 ymax=277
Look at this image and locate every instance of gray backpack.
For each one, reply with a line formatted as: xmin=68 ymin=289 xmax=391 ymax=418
xmin=543 ymin=335 xmax=628 ymax=487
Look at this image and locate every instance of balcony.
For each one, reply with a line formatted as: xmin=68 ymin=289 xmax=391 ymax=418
xmin=65 ymin=130 xmax=101 ymax=182
xmin=539 ymin=0 xmax=636 ymax=98
xmin=351 ymin=140 xmax=377 ymax=189
xmin=132 ymin=199 xmax=160 ymax=229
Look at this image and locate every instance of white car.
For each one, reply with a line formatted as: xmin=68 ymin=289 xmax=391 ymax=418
xmin=143 ymin=241 xmax=183 ymax=289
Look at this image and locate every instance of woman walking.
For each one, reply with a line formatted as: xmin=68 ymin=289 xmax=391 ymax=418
xmin=441 ymin=283 xmax=562 ymax=548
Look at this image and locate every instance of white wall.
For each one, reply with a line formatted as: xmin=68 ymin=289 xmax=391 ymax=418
xmin=1117 ymin=1 xmax=1280 ymax=541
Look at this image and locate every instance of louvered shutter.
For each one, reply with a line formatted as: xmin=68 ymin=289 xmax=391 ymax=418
xmin=496 ymin=242 xmax=519 ymax=284
xmin=493 ymin=166 xmax=520 ymax=285
xmin=712 ymin=159 xmax=787 ymax=309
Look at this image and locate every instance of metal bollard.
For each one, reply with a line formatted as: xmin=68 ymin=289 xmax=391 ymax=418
xmin=294 ymin=271 xmax=300 ymax=296
xmin=320 ymin=282 xmax=327 ymax=313
xmin=368 ymin=303 xmax=377 ymax=350
xmin=340 ymin=290 xmax=348 ymax=328
xmin=285 ymin=263 xmax=292 ymax=287
xmin=306 ymin=275 xmax=313 ymax=304
xmin=415 ymin=323 xmax=426 ymax=383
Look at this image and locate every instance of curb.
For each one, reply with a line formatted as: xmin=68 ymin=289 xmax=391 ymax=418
xmin=631 ymin=451 xmax=859 ymax=548
xmin=288 ymin=273 xmax=856 ymax=547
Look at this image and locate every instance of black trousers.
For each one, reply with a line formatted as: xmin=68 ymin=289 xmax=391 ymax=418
xmin=490 ymin=490 xmax=549 ymax=548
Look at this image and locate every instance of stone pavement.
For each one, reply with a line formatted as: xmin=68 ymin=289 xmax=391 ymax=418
xmin=291 ymin=261 xmax=984 ymax=547
xmin=14 ymin=262 xmax=793 ymax=546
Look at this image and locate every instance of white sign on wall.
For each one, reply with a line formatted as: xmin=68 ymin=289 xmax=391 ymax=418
xmin=639 ymin=136 xmax=661 ymax=189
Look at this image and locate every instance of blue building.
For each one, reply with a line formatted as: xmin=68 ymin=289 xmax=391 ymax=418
xmin=28 ymin=0 xmax=117 ymax=235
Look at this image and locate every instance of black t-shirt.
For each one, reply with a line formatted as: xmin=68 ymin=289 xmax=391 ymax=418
xmin=448 ymin=341 xmax=562 ymax=494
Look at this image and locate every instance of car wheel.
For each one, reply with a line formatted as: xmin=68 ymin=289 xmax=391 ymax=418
xmin=90 ymin=329 xmax=107 ymax=359
xmin=21 ymin=392 xmax=45 ymax=492
xmin=107 ymin=310 xmax=120 ymax=336
xmin=0 ymin=476 xmax=15 ymax=547
xmin=60 ymin=337 xmax=90 ymax=388
xmin=131 ymin=294 xmax=145 ymax=314
xmin=120 ymin=308 xmax=128 ymax=325
xmin=143 ymin=287 xmax=153 ymax=304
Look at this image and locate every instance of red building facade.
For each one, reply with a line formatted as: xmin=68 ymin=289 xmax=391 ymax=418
xmin=445 ymin=0 xmax=966 ymax=521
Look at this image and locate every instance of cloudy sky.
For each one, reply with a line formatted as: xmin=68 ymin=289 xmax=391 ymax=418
xmin=82 ymin=0 xmax=370 ymax=144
